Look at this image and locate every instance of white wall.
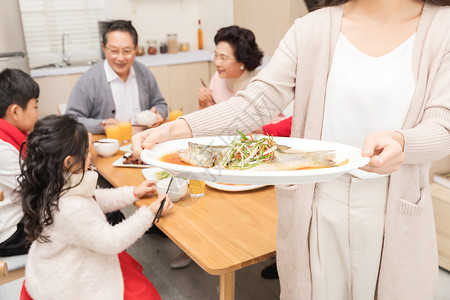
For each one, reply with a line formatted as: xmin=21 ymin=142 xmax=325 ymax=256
xmin=105 ymin=0 xmax=233 ymax=52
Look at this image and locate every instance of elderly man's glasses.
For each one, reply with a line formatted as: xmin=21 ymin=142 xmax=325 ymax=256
xmin=105 ymin=47 xmax=135 ymax=58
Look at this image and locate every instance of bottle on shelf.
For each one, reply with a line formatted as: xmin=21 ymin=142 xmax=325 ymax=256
xmin=197 ymin=19 xmax=203 ymax=50
xmin=167 ymin=33 xmax=178 ymax=54
xmin=146 ymin=40 xmax=157 ymax=55
xmin=160 ymin=42 xmax=168 ymax=54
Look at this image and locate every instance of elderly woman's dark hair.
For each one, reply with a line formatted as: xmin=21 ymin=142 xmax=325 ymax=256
xmin=102 ymin=20 xmax=138 ymax=46
xmin=214 ymin=25 xmax=263 ymax=71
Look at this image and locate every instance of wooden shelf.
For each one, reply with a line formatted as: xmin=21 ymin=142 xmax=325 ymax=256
xmin=431 ymin=183 xmax=450 ymax=271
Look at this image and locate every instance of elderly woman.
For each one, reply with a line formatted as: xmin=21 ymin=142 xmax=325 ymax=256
xmin=200 ymin=25 xmax=289 ymax=143
xmin=198 ymin=25 xmax=263 ymax=109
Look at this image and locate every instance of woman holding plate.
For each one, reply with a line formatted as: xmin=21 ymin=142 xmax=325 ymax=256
xmin=132 ymin=0 xmax=450 ymax=299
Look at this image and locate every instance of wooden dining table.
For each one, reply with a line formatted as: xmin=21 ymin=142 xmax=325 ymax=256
xmin=90 ymin=136 xmax=278 ymax=300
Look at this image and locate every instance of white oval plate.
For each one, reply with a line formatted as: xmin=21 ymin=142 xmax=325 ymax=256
xmin=140 ymin=136 xmax=370 ymax=185
xmin=112 ymin=153 xmax=152 ymax=168
xmin=205 ymin=181 xmax=267 ymax=192
xmin=119 ymin=143 xmax=132 ymax=153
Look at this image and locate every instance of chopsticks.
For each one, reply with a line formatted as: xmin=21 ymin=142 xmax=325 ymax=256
xmin=153 ymin=176 xmax=173 ymax=224
xmin=99 ymin=121 xmax=148 ymax=128
xmin=94 ymin=140 xmax=117 ymax=144
xmin=200 ymin=78 xmax=215 ymax=104
xmin=200 ymin=78 xmax=207 ymax=88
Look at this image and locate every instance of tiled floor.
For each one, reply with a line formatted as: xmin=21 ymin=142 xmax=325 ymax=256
xmin=436 ymin=268 xmax=450 ymax=300
xmin=126 ymin=216 xmax=450 ymax=299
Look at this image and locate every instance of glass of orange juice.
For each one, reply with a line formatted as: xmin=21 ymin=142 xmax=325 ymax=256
xmin=189 ymin=179 xmax=205 ymax=198
xmin=105 ymin=125 xmax=122 ymax=143
xmin=118 ymin=121 xmax=132 ymax=144
xmin=169 ymin=109 xmax=183 ymax=122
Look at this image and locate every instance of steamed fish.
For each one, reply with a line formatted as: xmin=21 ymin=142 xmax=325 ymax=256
xmin=251 ymin=149 xmax=336 ymax=171
xmin=177 ymin=131 xmax=338 ymax=171
xmin=177 ymin=142 xmax=228 ymax=167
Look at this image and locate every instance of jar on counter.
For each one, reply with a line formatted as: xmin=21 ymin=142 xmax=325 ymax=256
xmin=167 ymin=34 xmax=178 ymax=54
xmin=146 ymin=40 xmax=157 ymax=55
xmin=136 ymin=46 xmax=145 ymax=56
xmin=179 ymin=42 xmax=190 ymax=52
xmin=160 ymin=42 xmax=168 ymax=54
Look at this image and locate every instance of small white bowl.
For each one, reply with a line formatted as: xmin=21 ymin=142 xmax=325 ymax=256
xmin=135 ymin=110 xmax=157 ymax=127
xmin=93 ymin=138 xmax=120 ymax=157
xmin=156 ymin=177 xmax=188 ymax=202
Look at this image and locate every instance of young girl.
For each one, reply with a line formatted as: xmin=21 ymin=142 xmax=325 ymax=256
xmin=132 ymin=0 xmax=450 ymax=299
xmin=17 ymin=115 xmax=172 ymax=300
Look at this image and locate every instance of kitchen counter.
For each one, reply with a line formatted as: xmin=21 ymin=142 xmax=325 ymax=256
xmin=30 ymin=49 xmax=212 ymax=78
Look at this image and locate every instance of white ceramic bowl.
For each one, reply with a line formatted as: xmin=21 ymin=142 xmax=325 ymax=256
xmin=156 ymin=177 xmax=188 ymax=202
xmin=135 ymin=110 xmax=157 ymax=126
xmin=93 ymin=138 xmax=120 ymax=157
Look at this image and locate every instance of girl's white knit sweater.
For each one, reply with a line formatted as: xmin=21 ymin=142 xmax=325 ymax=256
xmin=25 ymin=171 xmax=155 ymax=300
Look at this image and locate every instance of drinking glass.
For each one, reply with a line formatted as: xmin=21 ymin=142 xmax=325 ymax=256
xmin=189 ymin=179 xmax=205 ymax=198
xmin=118 ymin=121 xmax=132 ymax=144
xmin=169 ymin=109 xmax=183 ymax=122
xmin=105 ymin=125 xmax=122 ymax=143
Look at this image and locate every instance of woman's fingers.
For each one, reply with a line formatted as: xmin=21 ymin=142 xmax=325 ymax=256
xmin=359 ymin=131 xmax=404 ymax=174
xmin=131 ymin=130 xmax=150 ymax=158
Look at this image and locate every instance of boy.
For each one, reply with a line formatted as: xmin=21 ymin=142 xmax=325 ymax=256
xmin=0 ymin=68 xmax=40 ymax=256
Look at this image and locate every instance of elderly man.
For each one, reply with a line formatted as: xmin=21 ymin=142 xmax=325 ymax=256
xmin=66 ymin=20 xmax=167 ymax=134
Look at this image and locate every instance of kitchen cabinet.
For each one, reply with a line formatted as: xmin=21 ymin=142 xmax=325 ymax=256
xmin=150 ymin=62 xmax=210 ymax=115
xmin=234 ymin=0 xmax=309 ymax=56
xmin=33 ymin=74 xmax=82 ymax=117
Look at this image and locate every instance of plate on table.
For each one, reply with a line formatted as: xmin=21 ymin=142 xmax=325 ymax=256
xmin=140 ymin=136 xmax=370 ymax=185
xmin=205 ymin=181 xmax=267 ymax=192
xmin=112 ymin=153 xmax=153 ymax=168
xmin=119 ymin=143 xmax=132 ymax=153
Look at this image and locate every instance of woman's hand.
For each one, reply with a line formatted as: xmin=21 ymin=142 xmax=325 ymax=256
xmin=133 ymin=180 xmax=156 ymax=198
xmin=131 ymin=128 xmax=164 ymax=158
xmin=131 ymin=119 xmax=192 ymax=158
xmin=150 ymin=107 xmax=164 ymax=127
xmin=148 ymin=193 xmax=173 ymax=216
xmin=359 ymin=131 xmax=405 ymax=174
xmin=198 ymin=86 xmax=214 ymax=109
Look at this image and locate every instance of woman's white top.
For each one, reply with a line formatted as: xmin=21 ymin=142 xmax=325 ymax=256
xmin=322 ymin=33 xmax=416 ymax=179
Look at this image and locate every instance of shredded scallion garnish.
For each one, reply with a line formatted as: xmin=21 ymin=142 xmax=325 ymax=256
xmin=219 ymin=130 xmax=277 ymax=170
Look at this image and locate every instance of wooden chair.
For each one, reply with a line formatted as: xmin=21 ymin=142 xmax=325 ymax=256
xmin=0 ymin=189 xmax=27 ymax=297
xmin=0 ymin=254 xmax=26 ymax=283
xmin=0 ymin=254 xmax=27 ymax=297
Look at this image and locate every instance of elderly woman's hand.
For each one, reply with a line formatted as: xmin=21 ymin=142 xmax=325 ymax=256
xmin=359 ymin=131 xmax=405 ymax=174
xmin=198 ymin=86 xmax=214 ymax=109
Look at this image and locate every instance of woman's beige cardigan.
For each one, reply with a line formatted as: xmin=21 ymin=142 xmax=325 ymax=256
xmin=183 ymin=3 xmax=450 ymax=299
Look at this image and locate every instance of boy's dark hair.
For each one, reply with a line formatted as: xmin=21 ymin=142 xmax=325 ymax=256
xmin=102 ymin=20 xmax=138 ymax=46
xmin=0 ymin=68 xmax=40 ymax=118
xmin=214 ymin=25 xmax=263 ymax=71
